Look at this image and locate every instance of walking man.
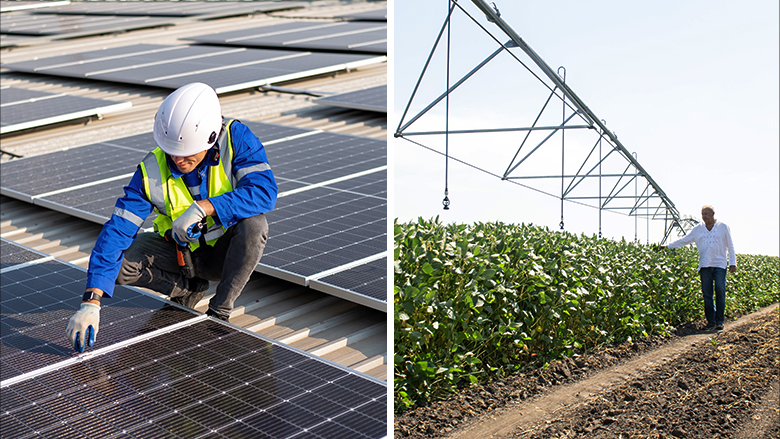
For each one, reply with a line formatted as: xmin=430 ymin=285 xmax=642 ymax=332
xmin=66 ymin=82 xmax=278 ymax=352
xmin=663 ymin=205 xmax=736 ymax=330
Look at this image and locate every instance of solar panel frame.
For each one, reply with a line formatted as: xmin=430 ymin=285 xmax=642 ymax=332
xmin=332 ymin=8 xmax=388 ymax=22
xmin=313 ymin=84 xmax=387 ymax=113
xmin=0 ymin=1 xmax=70 ymax=13
xmin=183 ymin=20 xmax=387 ymax=54
xmin=0 ymin=86 xmax=131 ymax=134
xmin=2 ymin=44 xmax=387 ymax=94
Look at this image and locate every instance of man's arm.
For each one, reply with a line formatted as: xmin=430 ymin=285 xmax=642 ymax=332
xmin=725 ymin=223 xmax=737 ymax=273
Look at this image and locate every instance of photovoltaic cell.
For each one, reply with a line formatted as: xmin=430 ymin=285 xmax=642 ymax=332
xmin=309 ymin=257 xmax=387 ymax=311
xmin=1 ymin=86 xmax=131 ymax=134
xmin=314 ymin=84 xmax=387 ymax=113
xmin=2 ymin=44 xmax=386 ymax=94
xmin=0 ymin=259 xmax=200 ymax=382
xmin=184 ymin=20 xmax=387 ymax=54
xmin=1 ymin=318 xmax=387 ymax=438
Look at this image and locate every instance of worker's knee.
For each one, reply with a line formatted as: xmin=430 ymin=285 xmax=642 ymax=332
xmin=115 ymin=257 xmax=142 ymax=285
xmin=237 ymin=214 xmax=268 ymax=245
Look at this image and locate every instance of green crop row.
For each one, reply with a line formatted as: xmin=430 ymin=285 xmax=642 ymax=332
xmin=394 ymin=217 xmax=779 ymax=411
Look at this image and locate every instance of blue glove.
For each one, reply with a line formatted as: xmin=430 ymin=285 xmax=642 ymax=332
xmin=171 ymin=202 xmax=207 ymax=245
xmin=66 ymin=302 xmax=100 ymax=353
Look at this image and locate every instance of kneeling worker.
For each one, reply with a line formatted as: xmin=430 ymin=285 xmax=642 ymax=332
xmin=66 ymin=82 xmax=278 ymax=352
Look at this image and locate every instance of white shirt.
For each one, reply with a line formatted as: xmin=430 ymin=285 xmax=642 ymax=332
xmin=668 ymin=220 xmax=736 ymax=270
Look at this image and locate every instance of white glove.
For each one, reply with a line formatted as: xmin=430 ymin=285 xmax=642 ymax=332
xmin=171 ymin=202 xmax=207 ymax=245
xmin=66 ymin=302 xmax=100 ymax=353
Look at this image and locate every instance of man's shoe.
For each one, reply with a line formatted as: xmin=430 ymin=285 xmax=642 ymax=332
xmin=703 ymin=323 xmax=716 ymax=330
xmin=715 ymin=324 xmax=724 ymax=330
xmin=206 ymin=308 xmax=229 ymax=322
xmin=171 ymin=278 xmax=210 ymax=309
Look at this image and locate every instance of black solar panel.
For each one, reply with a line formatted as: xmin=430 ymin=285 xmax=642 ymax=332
xmin=262 ymin=182 xmax=386 ymax=284
xmin=0 ymin=12 xmax=175 ymax=37
xmin=184 ymin=20 xmax=387 ymax=54
xmin=32 ymin=0 xmax=306 ymax=18
xmin=309 ymin=257 xmax=387 ymax=311
xmin=0 ymin=86 xmax=131 ymax=134
xmin=0 ymin=257 xmax=387 ymax=438
xmin=0 ymin=259 xmax=200 ymax=382
xmin=0 ymin=239 xmax=50 ymax=270
xmin=314 ymin=85 xmax=387 ymax=113
xmin=333 ymin=8 xmax=388 ymax=22
xmin=2 ymin=44 xmax=386 ymax=94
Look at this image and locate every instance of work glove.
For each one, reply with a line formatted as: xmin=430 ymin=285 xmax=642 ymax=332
xmin=66 ymin=302 xmax=100 ymax=353
xmin=171 ymin=202 xmax=207 ymax=245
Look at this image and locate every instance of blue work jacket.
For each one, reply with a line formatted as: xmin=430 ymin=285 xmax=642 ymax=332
xmin=86 ymin=121 xmax=278 ymax=297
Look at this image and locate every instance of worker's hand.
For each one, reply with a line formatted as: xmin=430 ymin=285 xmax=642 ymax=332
xmin=66 ymin=302 xmax=100 ymax=353
xmin=171 ymin=202 xmax=207 ymax=245
xmin=729 ymin=265 xmax=737 ymax=274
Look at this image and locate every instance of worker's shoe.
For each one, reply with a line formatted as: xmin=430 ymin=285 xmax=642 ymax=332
xmin=171 ymin=277 xmax=210 ymax=309
xmin=206 ymin=308 xmax=229 ymax=322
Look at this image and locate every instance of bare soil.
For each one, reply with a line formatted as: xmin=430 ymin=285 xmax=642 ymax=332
xmin=394 ymin=305 xmax=779 ymax=439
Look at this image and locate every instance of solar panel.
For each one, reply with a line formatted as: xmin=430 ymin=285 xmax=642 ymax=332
xmin=184 ymin=20 xmax=387 ymax=54
xmin=261 ymin=174 xmax=386 ymax=286
xmin=314 ymin=85 xmax=387 ymax=113
xmin=0 ymin=86 xmax=131 ymax=134
xmin=0 ymin=12 xmax=176 ymax=37
xmin=309 ymin=257 xmax=387 ymax=311
xmin=0 ymin=256 xmax=387 ymax=438
xmin=0 ymin=239 xmax=51 ymax=270
xmin=0 ymin=33 xmax=47 ymax=48
xmin=0 ymin=258 xmax=200 ymax=382
xmin=2 ymin=44 xmax=386 ymax=94
xmin=333 ymin=8 xmax=388 ymax=22
xmin=32 ymin=0 xmax=306 ymax=19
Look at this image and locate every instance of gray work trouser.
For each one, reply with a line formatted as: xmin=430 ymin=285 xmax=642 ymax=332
xmin=115 ymin=214 xmax=268 ymax=318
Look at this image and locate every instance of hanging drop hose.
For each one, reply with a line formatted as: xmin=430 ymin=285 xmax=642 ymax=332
xmin=443 ymin=0 xmax=452 ymax=210
xmin=558 ymin=66 xmax=566 ymax=229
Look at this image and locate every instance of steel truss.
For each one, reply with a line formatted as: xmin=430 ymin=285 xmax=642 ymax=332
xmin=395 ymin=0 xmax=696 ymax=244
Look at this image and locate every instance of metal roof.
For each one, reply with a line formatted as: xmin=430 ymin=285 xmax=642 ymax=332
xmin=0 ymin=0 xmax=388 ymax=381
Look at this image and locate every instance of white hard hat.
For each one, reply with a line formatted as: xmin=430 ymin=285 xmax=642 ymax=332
xmin=153 ymin=82 xmax=222 ymax=156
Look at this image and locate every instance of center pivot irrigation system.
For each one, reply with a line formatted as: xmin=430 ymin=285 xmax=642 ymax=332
xmin=395 ymin=0 xmax=697 ymax=244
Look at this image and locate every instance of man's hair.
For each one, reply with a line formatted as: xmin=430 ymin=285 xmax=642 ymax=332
xmin=701 ymin=204 xmax=715 ymax=213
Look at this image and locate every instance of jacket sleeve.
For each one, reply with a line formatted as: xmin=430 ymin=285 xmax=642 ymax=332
xmin=86 ymin=168 xmax=154 ymax=297
xmin=209 ymin=122 xmax=278 ymax=228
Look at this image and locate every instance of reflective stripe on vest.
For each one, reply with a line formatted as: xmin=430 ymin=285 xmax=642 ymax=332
xmin=140 ymin=119 xmax=237 ymax=251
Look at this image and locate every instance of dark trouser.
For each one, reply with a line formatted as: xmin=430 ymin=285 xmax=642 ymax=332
xmin=116 ymin=214 xmax=268 ymax=318
xmin=699 ymin=266 xmax=727 ymax=326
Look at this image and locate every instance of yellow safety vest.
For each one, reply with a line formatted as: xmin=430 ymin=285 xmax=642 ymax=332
xmin=140 ymin=119 xmax=238 ymax=251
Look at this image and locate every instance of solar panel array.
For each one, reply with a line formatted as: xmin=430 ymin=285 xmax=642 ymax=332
xmin=0 ymin=11 xmax=176 ymax=37
xmin=0 ymin=120 xmax=387 ymax=310
xmin=31 ymin=0 xmax=306 ymax=18
xmin=2 ymin=44 xmax=386 ymax=94
xmin=0 ymin=247 xmax=387 ymax=438
xmin=184 ymin=20 xmax=388 ymax=54
xmin=314 ymin=85 xmax=387 ymax=113
xmin=1 ymin=86 xmax=131 ymax=134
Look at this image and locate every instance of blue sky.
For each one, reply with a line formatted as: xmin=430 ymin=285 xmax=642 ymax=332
xmin=391 ymin=0 xmax=779 ymax=257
